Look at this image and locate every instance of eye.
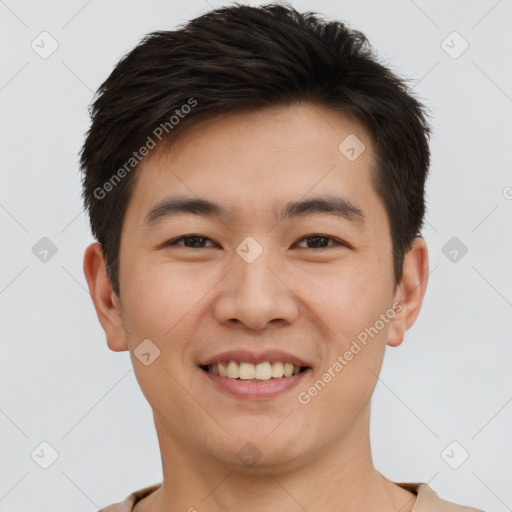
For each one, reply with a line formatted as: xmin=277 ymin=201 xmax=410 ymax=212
xmin=294 ymin=235 xmax=347 ymax=249
xmin=164 ymin=234 xmax=349 ymax=250
xmin=165 ymin=235 xmax=215 ymax=248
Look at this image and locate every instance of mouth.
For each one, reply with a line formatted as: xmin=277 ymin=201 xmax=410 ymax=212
xmin=199 ymin=360 xmax=312 ymax=400
xmin=200 ymin=361 xmax=311 ymax=380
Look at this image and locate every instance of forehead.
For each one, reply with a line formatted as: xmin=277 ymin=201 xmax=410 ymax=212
xmin=125 ymin=102 xmax=379 ymax=227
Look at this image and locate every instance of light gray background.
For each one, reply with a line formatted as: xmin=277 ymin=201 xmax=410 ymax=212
xmin=1 ymin=0 xmax=511 ymax=510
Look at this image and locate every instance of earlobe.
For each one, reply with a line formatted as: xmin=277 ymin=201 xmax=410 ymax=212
xmin=83 ymin=242 xmax=129 ymax=352
xmin=387 ymin=237 xmax=429 ymax=348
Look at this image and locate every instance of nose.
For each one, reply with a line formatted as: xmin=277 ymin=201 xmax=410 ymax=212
xmin=212 ymin=248 xmax=300 ymax=331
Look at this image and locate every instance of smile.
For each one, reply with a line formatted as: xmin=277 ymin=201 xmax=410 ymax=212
xmin=200 ymin=362 xmax=312 ymax=400
xmin=202 ymin=361 xmax=309 ymax=380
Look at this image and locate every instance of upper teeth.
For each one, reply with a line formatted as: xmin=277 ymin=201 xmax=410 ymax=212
xmin=207 ymin=361 xmax=302 ymax=380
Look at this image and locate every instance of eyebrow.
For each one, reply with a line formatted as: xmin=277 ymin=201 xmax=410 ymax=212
xmin=143 ymin=194 xmax=365 ymax=229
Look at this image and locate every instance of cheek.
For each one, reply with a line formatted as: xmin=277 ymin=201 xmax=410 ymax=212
xmin=119 ymin=262 xmax=201 ymax=411
xmin=119 ymin=261 xmax=180 ymax=348
xmin=295 ymin=259 xmax=393 ymax=408
xmin=122 ymin=257 xmax=196 ymax=321
xmin=119 ymin=259 xmax=222 ymax=372
xmin=294 ymin=260 xmax=389 ymax=342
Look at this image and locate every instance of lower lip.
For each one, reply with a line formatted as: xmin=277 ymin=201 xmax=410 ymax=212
xmin=201 ymin=367 xmax=311 ymax=399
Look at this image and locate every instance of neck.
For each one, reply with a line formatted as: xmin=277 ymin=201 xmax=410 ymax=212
xmin=137 ymin=406 xmax=416 ymax=512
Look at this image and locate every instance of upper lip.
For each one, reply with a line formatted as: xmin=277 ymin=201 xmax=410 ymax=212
xmin=199 ymin=349 xmax=312 ymax=368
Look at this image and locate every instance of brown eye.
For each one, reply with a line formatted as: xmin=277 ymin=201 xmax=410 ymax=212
xmin=295 ymin=235 xmax=344 ymax=249
xmin=166 ymin=235 xmax=215 ymax=248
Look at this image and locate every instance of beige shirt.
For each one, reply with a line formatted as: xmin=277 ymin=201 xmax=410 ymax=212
xmin=99 ymin=482 xmax=485 ymax=511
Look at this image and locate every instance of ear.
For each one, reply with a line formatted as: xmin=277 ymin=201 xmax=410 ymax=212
xmin=387 ymin=237 xmax=429 ymax=348
xmin=83 ymin=242 xmax=128 ymax=352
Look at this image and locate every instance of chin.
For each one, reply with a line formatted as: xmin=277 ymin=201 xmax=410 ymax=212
xmin=212 ymin=426 xmax=310 ymax=470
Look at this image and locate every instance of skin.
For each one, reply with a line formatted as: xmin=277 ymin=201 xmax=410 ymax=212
xmin=84 ymin=102 xmax=429 ymax=512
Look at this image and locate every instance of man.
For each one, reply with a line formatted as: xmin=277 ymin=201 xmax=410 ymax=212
xmin=81 ymin=3 xmax=484 ymax=511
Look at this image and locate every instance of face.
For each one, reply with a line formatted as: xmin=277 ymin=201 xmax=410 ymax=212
xmin=96 ymin=102 xmax=416 ymax=471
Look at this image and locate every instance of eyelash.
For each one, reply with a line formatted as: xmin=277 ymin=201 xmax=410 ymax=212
xmin=165 ymin=234 xmax=348 ymax=250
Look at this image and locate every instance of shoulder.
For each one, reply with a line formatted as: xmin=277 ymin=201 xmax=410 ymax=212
xmin=397 ymin=482 xmax=485 ymax=512
xmin=98 ymin=483 xmax=162 ymax=512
